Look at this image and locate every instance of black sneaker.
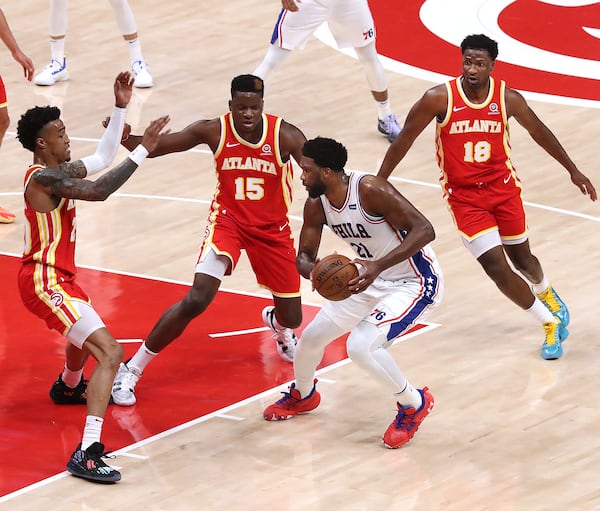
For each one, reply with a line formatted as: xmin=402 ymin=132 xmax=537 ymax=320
xmin=67 ymin=442 xmax=121 ymax=483
xmin=49 ymin=374 xmax=87 ymax=404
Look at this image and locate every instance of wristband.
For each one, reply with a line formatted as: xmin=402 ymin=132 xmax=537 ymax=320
xmin=128 ymin=144 xmax=149 ymax=166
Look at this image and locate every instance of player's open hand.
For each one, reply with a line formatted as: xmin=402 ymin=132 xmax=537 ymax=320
xmin=571 ymin=169 xmax=597 ymax=201
xmin=113 ymin=71 xmax=134 ymax=108
xmin=140 ymin=115 xmax=171 ymax=153
xmin=14 ymin=49 xmax=34 ymax=81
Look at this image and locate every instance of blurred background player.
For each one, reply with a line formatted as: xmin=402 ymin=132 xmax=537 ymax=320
xmin=34 ymin=0 xmax=152 ymax=88
xmin=253 ymin=0 xmax=401 ymax=142
xmin=0 ymin=7 xmax=34 ymax=223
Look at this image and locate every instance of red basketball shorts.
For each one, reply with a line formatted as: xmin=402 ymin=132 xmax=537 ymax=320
xmin=18 ymin=263 xmax=90 ymax=335
xmin=443 ymin=175 xmax=526 ymax=241
xmin=198 ymin=213 xmax=300 ymax=297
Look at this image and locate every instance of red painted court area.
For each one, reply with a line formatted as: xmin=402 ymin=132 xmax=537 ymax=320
xmin=0 ymin=254 xmax=429 ymax=497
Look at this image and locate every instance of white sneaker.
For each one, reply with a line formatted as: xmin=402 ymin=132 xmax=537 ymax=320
xmin=34 ymin=58 xmax=69 ymax=86
xmin=262 ymin=306 xmax=297 ymax=363
xmin=111 ymin=362 xmax=141 ymax=406
xmin=377 ymin=113 xmax=402 ymax=142
xmin=132 ymin=60 xmax=153 ymax=88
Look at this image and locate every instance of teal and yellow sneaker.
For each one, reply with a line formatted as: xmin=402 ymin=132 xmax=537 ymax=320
xmin=541 ymin=321 xmax=569 ymax=360
xmin=537 ymin=285 xmax=570 ymax=327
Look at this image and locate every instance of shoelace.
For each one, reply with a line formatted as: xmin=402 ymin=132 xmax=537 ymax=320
xmin=540 ymin=288 xmax=561 ymax=313
xmin=394 ymin=407 xmax=418 ymax=431
xmin=276 ymin=391 xmax=299 ymax=406
xmin=543 ymin=322 xmax=557 ymax=346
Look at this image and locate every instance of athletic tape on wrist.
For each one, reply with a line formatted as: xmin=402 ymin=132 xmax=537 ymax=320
xmin=128 ymin=145 xmax=149 ymax=166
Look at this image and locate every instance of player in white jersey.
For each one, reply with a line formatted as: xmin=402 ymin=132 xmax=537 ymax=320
xmin=34 ymin=0 xmax=152 ymax=88
xmin=263 ymin=136 xmax=444 ymax=449
xmin=254 ymin=0 xmax=401 ymax=142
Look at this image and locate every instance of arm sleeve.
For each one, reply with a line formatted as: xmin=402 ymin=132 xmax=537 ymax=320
xmin=80 ymin=105 xmax=127 ymax=176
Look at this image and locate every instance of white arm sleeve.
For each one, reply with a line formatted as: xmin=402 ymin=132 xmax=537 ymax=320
xmin=80 ymin=106 xmax=127 ymax=176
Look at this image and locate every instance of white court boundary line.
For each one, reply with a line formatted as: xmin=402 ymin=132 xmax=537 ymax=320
xmin=0 ymin=250 xmax=438 ymax=502
xmin=1 ymin=186 xmax=597 ymax=223
xmin=1 ymin=131 xmax=598 ymax=223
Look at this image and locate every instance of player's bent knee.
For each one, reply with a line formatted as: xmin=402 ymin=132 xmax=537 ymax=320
xmin=105 ymin=341 xmax=124 ymax=371
xmin=181 ymin=290 xmax=214 ymax=317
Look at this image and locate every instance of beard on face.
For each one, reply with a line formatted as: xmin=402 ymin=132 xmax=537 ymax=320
xmin=307 ymin=181 xmax=326 ymax=198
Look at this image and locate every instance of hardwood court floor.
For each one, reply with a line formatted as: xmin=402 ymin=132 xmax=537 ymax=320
xmin=0 ymin=1 xmax=599 ymax=510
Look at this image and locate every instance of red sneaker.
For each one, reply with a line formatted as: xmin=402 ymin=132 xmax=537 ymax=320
xmin=263 ymin=379 xmax=321 ymax=421
xmin=0 ymin=206 xmax=16 ymax=224
xmin=382 ymin=387 xmax=434 ymax=448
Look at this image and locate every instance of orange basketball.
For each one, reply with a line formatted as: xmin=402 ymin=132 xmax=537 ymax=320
xmin=312 ymin=253 xmax=359 ymax=301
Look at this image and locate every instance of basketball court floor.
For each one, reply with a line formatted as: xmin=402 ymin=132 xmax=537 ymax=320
xmin=0 ymin=1 xmax=599 ymax=509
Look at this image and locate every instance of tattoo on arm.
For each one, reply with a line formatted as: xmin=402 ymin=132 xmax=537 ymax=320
xmin=34 ymin=158 xmax=140 ymax=202
xmin=59 ymin=160 xmax=88 ymax=178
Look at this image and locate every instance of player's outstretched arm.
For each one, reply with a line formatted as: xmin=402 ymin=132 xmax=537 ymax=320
xmin=35 ymin=115 xmax=170 ymax=202
xmin=74 ymin=71 xmax=135 ymax=178
xmin=507 ymin=88 xmax=597 ymax=201
xmin=377 ymin=85 xmax=447 ymax=179
xmin=0 ymin=8 xmax=34 ymax=80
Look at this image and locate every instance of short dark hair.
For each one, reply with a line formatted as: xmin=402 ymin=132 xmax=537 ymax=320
xmin=16 ymin=105 xmax=61 ymax=152
xmin=231 ymin=74 xmax=264 ymax=98
xmin=302 ymin=137 xmax=348 ymax=172
xmin=461 ymin=34 xmax=499 ymax=61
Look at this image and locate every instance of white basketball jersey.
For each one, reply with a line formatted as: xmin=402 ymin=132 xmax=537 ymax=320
xmin=319 ymin=171 xmax=440 ymax=282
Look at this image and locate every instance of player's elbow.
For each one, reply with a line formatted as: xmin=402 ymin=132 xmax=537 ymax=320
xmin=421 ymin=221 xmax=436 ymax=245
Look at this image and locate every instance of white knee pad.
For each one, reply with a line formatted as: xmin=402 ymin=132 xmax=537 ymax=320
xmin=346 ymin=320 xmax=409 ymax=394
xmin=49 ymin=0 xmax=68 ymax=35
xmin=253 ymin=45 xmax=292 ymax=80
xmin=354 ymin=42 xmax=388 ymax=92
xmin=346 ymin=320 xmax=385 ymax=362
xmin=108 ymin=0 xmax=138 ymax=35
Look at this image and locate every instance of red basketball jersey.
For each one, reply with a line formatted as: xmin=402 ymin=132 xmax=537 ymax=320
xmin=211 ymin=112 xmax=293 ymax=227
xmin=22 ymin=165 xmax=77 ymax=277
xmin=436 ymin=77 xmax=516 ymax=187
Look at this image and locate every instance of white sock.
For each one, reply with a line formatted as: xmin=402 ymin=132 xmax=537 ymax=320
xmin=50 ymin=38 xmax=65 ymax=62
xmin=127 ymin=341 xmax=157 ymax=373
xmin=126 ymin=38 xmax=144 ymax=64
xmin=61 ymin=364 xmax=83 ymax=388
xmin=532 ymin=276 xmax=550 ymax=295
xmin=527 ymin=297 xmax=555 ymax=324
xmin=376 ymin=99 xmax=393 ymax=120
xmin=271 ymin=312 xmax=286 ymax=332
xmin=81 ymin=415 xmax=104 ymax=450
xmin=394 ymin=382 xmax=422 ymax=409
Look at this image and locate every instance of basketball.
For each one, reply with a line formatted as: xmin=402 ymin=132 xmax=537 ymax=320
xmin=312 ymin=253 xmax=359 ymax=301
